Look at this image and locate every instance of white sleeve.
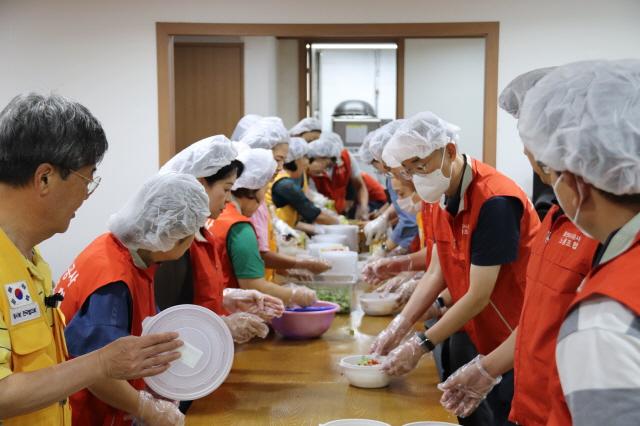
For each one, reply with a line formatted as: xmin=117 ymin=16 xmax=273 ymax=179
xmin=348 ymin=151 xmax=361 ymax=178
xmin=556 ymin=296 xmax=640 ymax=426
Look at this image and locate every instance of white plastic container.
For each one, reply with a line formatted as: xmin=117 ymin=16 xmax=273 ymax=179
xmin=359 ymin=292 xmax=401 ymax=316
xmin=321 ymin=420 xmax=391 ymax=426
xmin=312 ymin=234 xmax=349 ymax=246
xmin=320 ymin=250 xmax=358 ymax=278
xmin=307 ymin=242 xmax=348 ymax=257
xmin=318 ymin=224 xmax=359 ymax=251
xmin=339 ymin=355 xmax=390 ymax=388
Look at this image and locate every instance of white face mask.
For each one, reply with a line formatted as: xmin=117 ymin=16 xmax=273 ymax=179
xmin=396 ymin=195 xmax=421 ymax=214
xmin=412 ymin=150 xmax=452 ymax=203
xmin=552 ymin=174 xmax=594 ymax=239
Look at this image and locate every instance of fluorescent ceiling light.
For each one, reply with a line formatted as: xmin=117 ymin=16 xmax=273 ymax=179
xmin=311 ymin=43 xmax=398 ymax=50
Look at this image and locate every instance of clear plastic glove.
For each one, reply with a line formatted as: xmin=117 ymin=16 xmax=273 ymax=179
xmin=222 ymin=312 xmax=269 ymax=344
xmin=372 ymin=271 xmax=410 ymax=293
xmin=420 ymin=299 xmax=447 ymax=322
xmin=296 ymin=257 xmax=332 ymax=275
xmin=437 ymin=355 xmax=502 ymax=418
xmin=273 ymin=218 xmax=302 ymax=243
xmin=310 ymin=191 xmax=330 ymax=209
xmin=394 ymin=278 xmax=419 ymax=308
xmin=369 ymin=314 xmax=412 ymax=356
xmin=364 ymin=215 xmax=389 ymax=245
xmin=382 ymin=334 xmax=427 ymax=376
xmin=222 ymin=288 xmax=284 ymax=320
xmin=355 ymin=203 xmax=370 ymax=221
xmin=287 ymin=284 xmax=317 ymax=307
xmin=136 ymin=390 xmax=184 ymax=426
xmin=361 ymin=255 xmax=413 ymax=285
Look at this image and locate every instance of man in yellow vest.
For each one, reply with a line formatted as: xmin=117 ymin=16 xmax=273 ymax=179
xmin=0 ymin=93 xmax=183 ymax=424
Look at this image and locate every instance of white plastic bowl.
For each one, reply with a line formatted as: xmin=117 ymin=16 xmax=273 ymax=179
xmin=312 ymin=234 xmax=349 ymax=246
xmin=339 ymin=355 xmax=390 ymax=388
xmin=402 ymin=423 xmax=459 ymax=426
xmin=321 ymin=420 xmax=391 ymax=426
xmin=359 ymin=293 xmax=400 ymax=316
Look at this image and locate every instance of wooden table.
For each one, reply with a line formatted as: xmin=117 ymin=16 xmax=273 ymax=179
xmin=186 ymin=310 xmax=458 ymax=426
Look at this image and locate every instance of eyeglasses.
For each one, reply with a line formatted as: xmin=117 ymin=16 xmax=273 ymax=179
xmin=70 ymin=169 xmax=101 ymax=195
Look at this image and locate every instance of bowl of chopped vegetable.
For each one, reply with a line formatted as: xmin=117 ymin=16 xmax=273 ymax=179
xmin=339 ymin=355 xmax=390 ymax=388
xmin=271 ymin=301 xmax=340 ymax=339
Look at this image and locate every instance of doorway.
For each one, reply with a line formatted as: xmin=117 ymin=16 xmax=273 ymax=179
xmin=173 ymin=42 xmax=243 ymax=153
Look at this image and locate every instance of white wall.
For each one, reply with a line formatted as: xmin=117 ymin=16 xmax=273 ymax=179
xmin=276 ymin=39 xmax=300 ymax=128
xmin=243 ymin=36 xmax=278 ymax=116
xmin=1 ymin=0 xmax=638 ymax=279
xmin=317 ymin=49 xmax=397 ymax=132
xmin=404 ymin=38 xmax=485 ymax=161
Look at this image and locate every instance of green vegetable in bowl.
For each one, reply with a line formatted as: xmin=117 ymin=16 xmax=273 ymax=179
xmin=315 ymin=288 xmax=351 ymax=313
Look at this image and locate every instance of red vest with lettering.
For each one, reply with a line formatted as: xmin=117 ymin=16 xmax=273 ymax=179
xmin=509 ymin=205 xmax=598 ymax=426
xmin=189 ymin=227 xmax=228 ymax=315
xmin=547 ymin=231 xmax=640 ymax=426
xmin=361 ymin=172 xmax=388 ymax=203
xmin=432 ymin=159 xmax=540 ymax=354
xmin=209 ymin=203 xmax=255 ymax=290
xmin=56 ymin=233 xmax=157 ymax=426
xmin=311 ymin=149 xmax=352 ymax=213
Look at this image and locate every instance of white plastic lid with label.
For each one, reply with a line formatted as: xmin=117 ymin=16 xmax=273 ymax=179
xmin=141 ymin=304 xmax=234 ymax=401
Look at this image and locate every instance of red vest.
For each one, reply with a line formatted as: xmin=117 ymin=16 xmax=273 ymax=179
xmin=432 ymin=158 xmax=540 ymax=354
xmin=547 ymin=230 xmax=640 ymax=426
xmin=509 ymin=205 xmax=598 ymax=426
xmin=209 ymin=203 xmax=255 ymax=290
xmin=189 ymin=228 xmax=228 ymax=315
xmin=56 ymin=233 xmax=157 ymax=426
xmin=361 ymin=172 xmax=388 ymax=203
xmin=311 ymin=149 xmax=352 ymax=213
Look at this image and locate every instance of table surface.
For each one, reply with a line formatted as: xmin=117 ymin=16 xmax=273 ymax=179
xmin=186 ymin=309 xmax=458 ymax=426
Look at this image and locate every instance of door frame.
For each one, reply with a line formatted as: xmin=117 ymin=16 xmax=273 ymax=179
xmin=156 ymin=22 xmax=499 ymax=166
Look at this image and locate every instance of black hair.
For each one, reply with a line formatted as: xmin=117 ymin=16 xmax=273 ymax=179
xmin=231 ymin=187 xmax=259 ymax=200
xmin=204 ymin=159 xmax=244 ymax=185
xmin=596 ymin=188 xmax=640 ymax=206
xmin=283 ymin=160 xmax=298 ymax=172
xmin=308 ymin=156 xmax=337 ymax=164
xmin=0 ymin=93 xmax=108 ymax=186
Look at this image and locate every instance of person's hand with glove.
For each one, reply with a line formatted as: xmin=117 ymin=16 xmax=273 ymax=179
xmin=309 ymin=191 xmax=330 ymax=209
xmin=373 ymin=271 xmax=414 ymax=294
xmin=286 ymin=283 xmax=317 ymax=307
xmin=222 ymin=312 xmax=269 ymax=344
xmin=273 ymin=217 xmax=302 ymax=245
xmin=136 ymin=390 xmax=184 ymax=426
xmin=295 ymin=256 xmax=332 ymax=275
xmin=394 ymin=277 xmax=419 ymax=309
xmin=355 ymin=203 xmax=370 ymax=221
xmin=437 ymin=355 xmax=502 ymax=418
xmin=381 ymin=334 xmax=428 ymax=376
xmin=369 ymin=314 xmax=413 ymax=356
xmin=222 ymin=288 xmax=285 ymax=321
xmin=364 ymin=213 xmax=389 ymax=245
xmin=361 ymin=255 xmax=414 ymax=285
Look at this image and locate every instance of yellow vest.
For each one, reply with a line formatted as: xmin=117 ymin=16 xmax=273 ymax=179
xmin=266 ymin=170 xmax=309 ymax=228
xmin=0 ymin=229 xmax=71 ymax=425
xmin=417 ymin=208 xmax=425 ymax=248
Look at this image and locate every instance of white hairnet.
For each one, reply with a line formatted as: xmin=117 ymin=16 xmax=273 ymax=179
xmin=232 ymin=148 xmax=278 ymax=190
xmin=382 ymin=112 xmax=460 ymax=168
xmin=499 ymin=67 xmax=557 ymax=118
xmin=369 ymin=119 xmax=405 ymax=163
xmin=518 ymin=59 xmax=640 ymax=195
xmin=108 ymin=173 xmax=210 ymax=252
xmin=358 ymin=133 xmax=375 ymax=165
xmin=159 ymin=135 xmax=237 ymax=178
xmin=240 ymin=117 xmax=290 ymax=149
xmin=286 ymin=137 xmax=309 ymax=163
xmin=307 ymin=131 xmax=343 ymax=159
xmin=289 ymin=117 xmax=322 ymax=136
xmin=231 ymin=114 xmax=261 ymax=141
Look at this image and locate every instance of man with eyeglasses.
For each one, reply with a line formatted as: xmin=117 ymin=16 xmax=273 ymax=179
xmin=0 ymin=93 xmax=183 ymax=425
xmin=370 ymin=111 xmax=541 ymax=425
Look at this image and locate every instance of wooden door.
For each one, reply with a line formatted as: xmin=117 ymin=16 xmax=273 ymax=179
xmin=174 ymin=43 xmax=243 ymax=153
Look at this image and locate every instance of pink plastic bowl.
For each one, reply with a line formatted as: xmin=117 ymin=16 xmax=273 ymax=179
xmin=270 ymin=301 xmax=340 ymax=339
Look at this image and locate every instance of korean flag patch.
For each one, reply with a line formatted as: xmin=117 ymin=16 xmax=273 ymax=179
xmin=5 ymin=281 xmax=32 ymax=308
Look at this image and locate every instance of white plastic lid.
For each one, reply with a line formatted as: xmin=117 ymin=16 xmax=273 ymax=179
xmin=141 ymin=304 xmax=234 ymax=401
